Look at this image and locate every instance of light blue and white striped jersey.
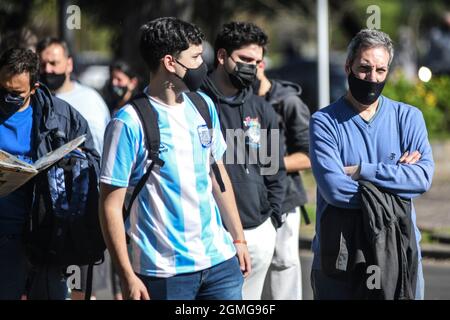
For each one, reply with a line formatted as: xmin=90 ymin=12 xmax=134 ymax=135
xmin=100 ymin=90 xmax=236 ymax=277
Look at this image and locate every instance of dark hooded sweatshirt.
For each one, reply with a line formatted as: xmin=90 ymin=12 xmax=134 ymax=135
xmin=201 ymin=76 xmax=287 ymax=229
xmin=264 ymin=79 xmax=310 ymax=213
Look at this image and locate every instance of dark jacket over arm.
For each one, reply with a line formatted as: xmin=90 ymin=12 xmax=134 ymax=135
xmin=320 ymin=180 xmax=418 ymax=300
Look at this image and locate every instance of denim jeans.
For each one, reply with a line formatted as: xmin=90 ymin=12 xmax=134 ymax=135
xmin=0 ymin=234 xmax=68 ymax=300
xmin=137 ymin=256 xmax=244 ymax=300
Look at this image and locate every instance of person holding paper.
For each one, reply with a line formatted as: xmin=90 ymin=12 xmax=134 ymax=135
xmin=0 ymin=48 xmax=98 ymax=300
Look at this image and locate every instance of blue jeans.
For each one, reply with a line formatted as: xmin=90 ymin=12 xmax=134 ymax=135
xmin=0 ymin=234 xmax=68 ymax=300
xmin=137 ymin=256 xmax=244 ymax=300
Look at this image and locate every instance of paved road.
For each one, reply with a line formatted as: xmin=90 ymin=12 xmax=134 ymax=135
xmin=95 ymin=250 xmax=450 ymax=300
xmin=422 ymin=259 xmax=450 ymax=300
xmin=300 ymin=250 xmax=450 ymax=300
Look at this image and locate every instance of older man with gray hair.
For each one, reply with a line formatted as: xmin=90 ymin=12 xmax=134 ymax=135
xmin=309 ymin=29 xmax=434 ymax=299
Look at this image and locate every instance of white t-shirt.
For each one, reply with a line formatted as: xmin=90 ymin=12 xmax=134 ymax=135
xmin=57 ymin=82 xmax=110 ymax=154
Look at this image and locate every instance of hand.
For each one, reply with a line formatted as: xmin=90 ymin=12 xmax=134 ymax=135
xmin=120 ymin=274 xmax=150 ymax=300
xmin=234 ymin=243 xmax=252 ymax=278
xmin=344 ymin=165 xmax=361 ymax=180
xmin=398 ymin=151 xmax=421 ymax=164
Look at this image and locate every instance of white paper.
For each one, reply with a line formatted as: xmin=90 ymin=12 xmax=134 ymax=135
xmin=0 ymin=134 xmax=86 ymax=197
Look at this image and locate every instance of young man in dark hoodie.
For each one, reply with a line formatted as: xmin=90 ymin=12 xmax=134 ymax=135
xmin=201 ymin=22 xmax=287 ymax=300
xmin=253 ymin=60 xmax=311 ymax=300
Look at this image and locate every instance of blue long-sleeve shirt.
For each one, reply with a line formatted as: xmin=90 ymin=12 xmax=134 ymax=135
xmin=310 ymin=95 xmax=434 ymax=269
xmin=0 ymin=105 xmax=34 ymax=234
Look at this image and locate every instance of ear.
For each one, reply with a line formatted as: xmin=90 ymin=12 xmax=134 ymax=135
xmin=67 ymin=57 xmax=74 ymax=74
xmin=344 ymin=61 xmax=351 ymax=75
xmin=216 ymin=48 xmax=228 ymax=66
xmin=258 ymin=60 xmax=266 ymax=70
xmin=162 ymin=55 xmax=177 ymax=73
xmin=30 ymin=82 xmax=39 ymax=95
xmin=129 ymin=77 xmax=138 ymax=90
xmin=255 ymin=64 xmax=264 ymax=79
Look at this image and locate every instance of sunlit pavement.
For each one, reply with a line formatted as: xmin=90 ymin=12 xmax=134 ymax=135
xmin=299 ymin=249 xmax=450 ymax=300
xmin=94 ymin=250 xmax=450 ymax=300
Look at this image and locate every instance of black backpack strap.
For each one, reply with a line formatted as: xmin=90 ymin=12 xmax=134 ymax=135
xmin=186 ymin=92 xmax=226 ymax=193
xmin=186 ymin=92 xmax=213 ymax=129
xmin=300 ymin=205 xmax=311 ymax=225
xmin=211 ymin=163 xmax=225 ymax=193
xmin=123 ymin=94 xmax=165 ymax=223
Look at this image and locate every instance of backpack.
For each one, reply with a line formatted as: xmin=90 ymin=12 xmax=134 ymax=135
xmin=24 ymin=144 xmax=105 ymax=300
xmin=122 ymin=92 xmax=225 ymax=223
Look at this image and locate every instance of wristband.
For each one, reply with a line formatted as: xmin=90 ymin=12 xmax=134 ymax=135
xmin=233 ymin=239 xmax=247 ymax=245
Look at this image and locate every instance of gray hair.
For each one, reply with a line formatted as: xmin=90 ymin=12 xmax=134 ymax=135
xmin=346 ymin=29 xmax=394 ymax=67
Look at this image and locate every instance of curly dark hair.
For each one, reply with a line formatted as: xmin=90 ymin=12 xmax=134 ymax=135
xmin=214 ymin=21 xmax=268 ymax=66
xmin=139 ymin=17 xmax=204 ymax=73
xmin=0 ymin=48 xmax=40 ymax=86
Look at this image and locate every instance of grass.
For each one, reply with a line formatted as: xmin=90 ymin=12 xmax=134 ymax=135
xmin=432 ymin=227 xmax=450 ymax=236
xmin=420 ymin=230 xmax=434 ymax=245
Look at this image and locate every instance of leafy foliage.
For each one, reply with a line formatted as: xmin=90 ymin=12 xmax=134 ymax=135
xmin=384 ymin=73 xmax=450 ymax=139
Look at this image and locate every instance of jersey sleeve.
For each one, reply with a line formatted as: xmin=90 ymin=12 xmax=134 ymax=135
xmin=100 ymin=110 xmax=140 ymax=188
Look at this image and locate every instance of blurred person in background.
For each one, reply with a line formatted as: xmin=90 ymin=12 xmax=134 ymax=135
xmin=37 ymin=37 xmax=110 ymax=300
xmin=37 ymin=37 xmax=110 ymax=156
xmin=103 ymin=60 xmax=139 ymax=116
xmin=0 ymin=28 xmax=38 ymax=55
xmin=424 ymin=11 xmax=450 ymax=76
xmin=253 ymin=59 xmax=311 ymax=300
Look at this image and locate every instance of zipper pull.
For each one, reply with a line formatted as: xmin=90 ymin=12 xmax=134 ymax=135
xmin=246 ymin=167 xmax=249 ymax=174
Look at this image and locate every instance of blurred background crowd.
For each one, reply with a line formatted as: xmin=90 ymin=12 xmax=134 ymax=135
xmin=1 ymin=0 xmax=450 ymax=137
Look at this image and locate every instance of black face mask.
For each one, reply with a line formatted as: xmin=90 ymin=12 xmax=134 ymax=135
xmin=348 ymin=71 xmax=386 ymax=105
xmin=251 ymin=78 xmax=261 ymax=95
xmin=40 ymin=72 xmax=66 ymax=92
xmin=227 ymin=57 xmax=257 ymax=90
xmin=0 ymin=87 xmax=26 ymax=120
xmin=175 ymin=60 xmax=208 ymax=91
xmin=109 ymin=83 xmax=128 ymax=101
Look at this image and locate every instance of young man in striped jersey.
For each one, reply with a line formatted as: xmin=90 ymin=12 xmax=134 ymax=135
xmin=99 ymin=17 xmax=250 ymax=300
